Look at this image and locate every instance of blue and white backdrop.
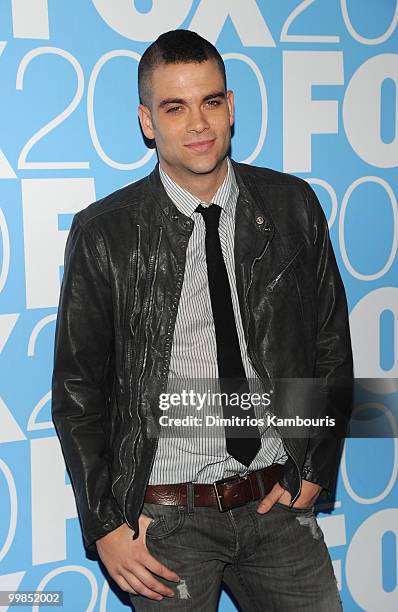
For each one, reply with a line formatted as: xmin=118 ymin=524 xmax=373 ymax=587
xmin=0 ymin=1 xmax=397 ymax=610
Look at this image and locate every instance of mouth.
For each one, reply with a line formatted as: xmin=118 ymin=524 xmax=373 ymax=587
xmin=184 ymin=139 xmax=215 ymax=153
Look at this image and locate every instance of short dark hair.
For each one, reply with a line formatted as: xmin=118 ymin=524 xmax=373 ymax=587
xmin=138 ymin=29 xmax=227 ymax=107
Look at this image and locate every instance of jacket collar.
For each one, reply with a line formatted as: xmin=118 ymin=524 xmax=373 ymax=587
xmin=231 ymin=159 xmax=275 ymax=262
xmin=147 ymin=159 xmax=275 ymax=257
xmin=148 ymin=163 xmax=194 ymax=235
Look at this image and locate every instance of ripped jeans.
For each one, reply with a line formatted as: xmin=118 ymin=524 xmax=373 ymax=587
xmin=129 ymin=498 xmax=343 ymax=611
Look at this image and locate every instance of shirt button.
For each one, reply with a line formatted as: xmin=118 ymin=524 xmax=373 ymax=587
xmin=256 ymin=215 xmax=264 ymax=225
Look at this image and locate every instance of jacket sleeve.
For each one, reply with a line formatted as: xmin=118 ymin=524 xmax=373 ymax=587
xmin=51 ymin=214 xmax=125 ymax=554
xmin=300 ymin=184 xmax=354 ymax=499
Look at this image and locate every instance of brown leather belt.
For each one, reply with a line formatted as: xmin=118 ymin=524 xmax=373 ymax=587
xmin=144 ymin=463 xmax=284 ymax=512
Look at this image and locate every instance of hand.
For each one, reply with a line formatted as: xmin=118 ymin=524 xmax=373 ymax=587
xmin=95 ymin=515 xmax=180 ymax=601
xmin=256 ymin=479 xmax=322 ymax=514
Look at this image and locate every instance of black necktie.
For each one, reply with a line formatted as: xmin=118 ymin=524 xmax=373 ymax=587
xmin=195 ymin=203 xmax=261 ymax=467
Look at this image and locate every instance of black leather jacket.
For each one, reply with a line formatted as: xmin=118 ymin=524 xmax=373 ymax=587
xmin=51 ymin=160 xmax=353 ymax=554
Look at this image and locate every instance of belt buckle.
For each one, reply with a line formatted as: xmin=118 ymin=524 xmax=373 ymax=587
xmin=213 ymin=474 xmax=248 ymax=512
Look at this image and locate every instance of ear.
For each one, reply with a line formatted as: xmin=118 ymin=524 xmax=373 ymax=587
xmin=138 ymin=104 xmax=155 ymax=140
xmin=226 ymin=90 xmax=234 ymax=127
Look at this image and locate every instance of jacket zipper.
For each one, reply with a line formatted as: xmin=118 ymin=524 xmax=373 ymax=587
xmin=123 ymin=226 xmax=163 ymax=517
xmin=245 ymin=242 xmax=302 ymax=506
xmin=265 ymin=243 xmax=304 ymax=293
xmin=127 ymin=224 xmax=141 ymax=418
xmin=132 ymin=256 xmax=187 ymax=533
xmin=111 ymin=225 xmax=141 ymax=496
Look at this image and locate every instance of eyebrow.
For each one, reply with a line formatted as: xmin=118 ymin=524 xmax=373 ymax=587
xmin=158 ymin=91 xmax=226 ymax=108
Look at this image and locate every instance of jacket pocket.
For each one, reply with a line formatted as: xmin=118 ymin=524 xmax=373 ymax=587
xmin=265 ymin=242 xmax=305 ymax=293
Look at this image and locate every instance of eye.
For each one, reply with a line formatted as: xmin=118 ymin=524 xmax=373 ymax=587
xmin=206 ymin=99 xmax=220 ymax=107
xmin=166 ymin=105 xmax=182 ymax=113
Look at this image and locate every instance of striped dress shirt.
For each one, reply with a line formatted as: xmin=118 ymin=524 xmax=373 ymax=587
xmin=149 ymin=158 xmax=288 ymax=484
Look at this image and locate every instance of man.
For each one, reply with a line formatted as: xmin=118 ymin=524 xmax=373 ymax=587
xmin=52 ymin=29 xmax=353 ymax=610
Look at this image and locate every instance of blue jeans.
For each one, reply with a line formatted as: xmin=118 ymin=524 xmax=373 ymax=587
xmin=130 ymin=499 xmax=343 ymax=611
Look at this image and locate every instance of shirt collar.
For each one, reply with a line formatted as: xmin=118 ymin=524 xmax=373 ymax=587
xmin=159 ymin=157 xmax=238 ymax=218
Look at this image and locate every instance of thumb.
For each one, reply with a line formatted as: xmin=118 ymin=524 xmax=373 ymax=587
xmin=256 ymin=482 xmax=287 ymax=514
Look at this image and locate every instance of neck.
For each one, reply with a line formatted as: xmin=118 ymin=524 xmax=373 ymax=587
xmin=160 ymin=158 xmax=229 ymax=203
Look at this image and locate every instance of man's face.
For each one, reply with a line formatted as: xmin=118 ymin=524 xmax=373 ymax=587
xmin=138 ymin=59 xmax=234 ymax=183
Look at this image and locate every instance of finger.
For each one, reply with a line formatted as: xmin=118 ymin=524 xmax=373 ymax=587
xmin=126 ymin=562 xmax=176 ymax=598
xmin=256 ymin=482 xmax=287 ymax=514
xmin=124 ymin=573 xmax=166 ymax=601
xmin=143 ymin=550 xmax=181 ymax=583
xmin=115 ymin=575 xmax=138 ymax=595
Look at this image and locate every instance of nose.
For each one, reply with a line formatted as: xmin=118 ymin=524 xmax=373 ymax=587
xmin=188 ymin=107 xmax=209 ymax=133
